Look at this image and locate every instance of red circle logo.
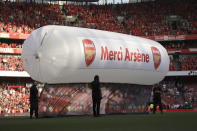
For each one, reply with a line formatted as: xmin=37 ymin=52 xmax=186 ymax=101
xmin=82 ymin=39 xmax=96 ymax=67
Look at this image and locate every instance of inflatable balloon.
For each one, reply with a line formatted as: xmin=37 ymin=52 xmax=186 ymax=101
xmin=22 ymin=25 xmax=169 ymax=85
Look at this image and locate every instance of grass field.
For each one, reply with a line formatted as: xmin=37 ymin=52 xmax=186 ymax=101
xmin=0 ymin=111 xmax=196 ymax=131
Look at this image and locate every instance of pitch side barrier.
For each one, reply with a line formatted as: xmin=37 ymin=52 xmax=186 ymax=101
xmin=38 ymin=83 xmax=152 ymax=117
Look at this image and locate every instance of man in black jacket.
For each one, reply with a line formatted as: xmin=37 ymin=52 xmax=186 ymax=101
xmin=30 ymin=82 xmax=38 ymax=119
xmin=153 ymin=84 xmax=163 ymax=114
xmin=91 ymin=75 xmax=102 ymax=117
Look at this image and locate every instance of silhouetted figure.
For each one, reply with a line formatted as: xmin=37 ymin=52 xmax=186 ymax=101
xmin=153 ymin=84 xmax=163 ymax=114
xmin=30 ymin=82 xmax=38 ymax=119
xmin=91 ymin=75 xmax=102 ymax=117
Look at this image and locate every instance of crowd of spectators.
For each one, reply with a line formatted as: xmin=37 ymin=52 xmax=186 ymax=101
xmin=168 ymin=55 xmax=197 ymax=71
xmin=180 ymin=55 xmax=197 ymax=71
xmin=123 ymin=2 xmax=174 ymax=36
xmin=0 ymin=1 xmax=64 ymax=34
xmin=62 ymin=0 xmax=197 ymax=36
xmin=173 ymin=0 xmax=197 ymax=35
xmin=162 ymin=40 xmax=197 ymax=50
xmin=0 ymin=1 xmax=196 ymax=36
xmin=0 ymin=55 xmax=24 ymax=71
xmin=62 ymin=4 xmax=126 ymax=34
xmin=0 ymin=82 xmax=30 ymax=116
xmin=0 ymin=42 xmax=22 ymax=48
xmin=169 ymin=55 xmax=177 ymax=71
xmin=159 ymin=77 xmax=197 ymax=109
xmin=160 ymin=79 xmax=182 ymax=109
xmin=163 ymin=42 xmax=185 ymax=50
xmin=183 ymin=80 xmax=197 ymax=108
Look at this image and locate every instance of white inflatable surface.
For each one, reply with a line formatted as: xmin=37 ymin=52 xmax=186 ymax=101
xmin=22 ymin=25 xmax=169 ymax=85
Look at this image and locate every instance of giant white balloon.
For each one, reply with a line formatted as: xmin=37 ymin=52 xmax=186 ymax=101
xmin=22 ymin=25 xmax=169 ymax=85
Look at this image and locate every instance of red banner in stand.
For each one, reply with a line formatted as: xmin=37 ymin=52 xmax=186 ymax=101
xmin=0 ymin=32 xmax=29 ymax=39
xmin=143 ymin=34 xmax=197 ymax=41
xmin=167 ymin=48 xmax=197 ymax=54
xmin=0 ymin=32 xmax=197 ymax=40
xmin=0 ymin=32 xmax=197 ymax=41
xmin=0 ymin=48 xmax=22 ymax=54
xmin=9 ymin=33 xmax=20 ymax=39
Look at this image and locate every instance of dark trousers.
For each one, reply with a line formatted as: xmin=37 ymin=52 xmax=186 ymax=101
xmin=93 ymin=99 xmax=101 ymax=117
xmin=30 ymin=103 xmax=38 ymax=118
xmin=153 ymin=99 xmax=163 ymax=113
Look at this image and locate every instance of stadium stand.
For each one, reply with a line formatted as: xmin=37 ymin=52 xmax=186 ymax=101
xmin=180 ymin=55 xmax=197 ymax=71
xmin=168 ymin=54 xmax=197 ymax=71
xmin=0 ymin=0 xmax=197 ymax=116
xmin=0 ymin=42 xmax=22 ymax=48
xmin=161 ymin=76 xmax=197 ymax=109
xmin=0 ymin=0 xmax=196 ymax=35
xmin=0 ymin=1 xmax=64 ymax=34
xmin=61 ymin=0 xmax=197 ymax=36
xmin=0 ymin=81 xmax=30 ymax=116
xmin=0 ymin=55 xmax=24 ymax=71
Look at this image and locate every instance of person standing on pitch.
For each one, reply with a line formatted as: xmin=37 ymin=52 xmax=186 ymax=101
xmin=153 ymin=84 xmax=163 ymax=114
xmin=30 ymin=81 xmax=39 ymax=119
xmin=91 ymin=75 xmax=102 ymax=117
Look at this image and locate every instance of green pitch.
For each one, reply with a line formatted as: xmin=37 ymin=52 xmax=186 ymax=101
xmin=0 ymin=111 xmax=196 ymax=131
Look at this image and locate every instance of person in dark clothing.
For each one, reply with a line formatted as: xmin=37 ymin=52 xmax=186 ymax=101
xmin=91 ymin=75 xmax=102 ymax=117
xmin=153 ymin=84 xmax=163 ymax=114
xmin=30 ymin=82 xmax=39 ymax=119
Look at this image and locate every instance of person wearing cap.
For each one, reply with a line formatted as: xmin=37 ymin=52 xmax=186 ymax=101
xmin=30 ymin=82 xmax=38 ymax=119
xmin=153 ymin=83 xmax=163 ymax=114
xmin=90 ymin=75 xmax=102 ymax=117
